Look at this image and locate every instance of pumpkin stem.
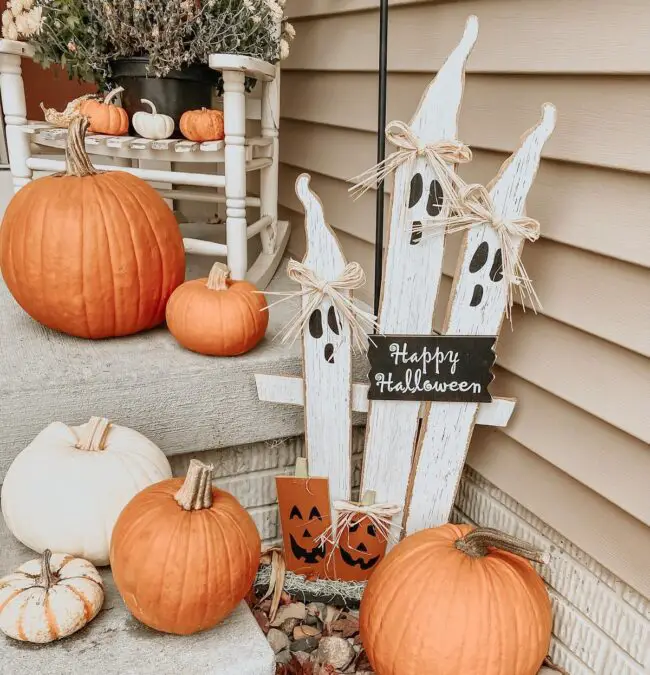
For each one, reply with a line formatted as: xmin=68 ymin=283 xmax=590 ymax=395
xmin=455 ymin=527 xmax=548 ymax=564
xmin=141 ymin=98 xmax=157 ymax=115
xmin=37 ymin=549 xmax=56 ymax=590
xmin=175 ymin=459 xmax=214 ymax=511
xmin=64 ymin=116 xmax=98 ymax=177
xmin=75 ymin=417 xmax=111 ymax=452
xmin=104 ymin=86 xmax=124 ymax=106
xmin=206 ymin=262 xmax=231 ymax=291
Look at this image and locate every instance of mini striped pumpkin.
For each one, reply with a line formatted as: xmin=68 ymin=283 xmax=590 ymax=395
xmin=0 ymin=550 xmax=104 ymax=643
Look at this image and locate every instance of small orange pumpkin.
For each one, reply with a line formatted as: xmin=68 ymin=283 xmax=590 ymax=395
xmin=166 ymin=262 xmax=268 ymax=356
xmin=179 ymin=107 xmax=224 ymax=142
xmin=360 ymin=524 xmax=552 ymax=675
xmin=110 ymin=459 xmax=261 ymax=635
xmin=0 ymin=117 xmax=185 ymax=339
xmin=79 ymin=87 xmax=129 ymax=135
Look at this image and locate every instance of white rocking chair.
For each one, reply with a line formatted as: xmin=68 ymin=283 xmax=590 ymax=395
xmin=0 ymin=39 xmax=290 ymax=288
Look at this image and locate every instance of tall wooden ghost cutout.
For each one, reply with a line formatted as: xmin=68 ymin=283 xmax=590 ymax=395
xmin=295 ymin=174 xmax=353 ymax=505
xmin=405 ymin=104 xmax=557 ymax=533
xmin=360 ymin=16 xmax=479 ymax=543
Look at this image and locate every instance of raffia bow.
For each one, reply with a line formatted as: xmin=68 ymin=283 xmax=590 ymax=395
xmin=417 ymin=183 xmax=542 ymax=316
xmin=262 ymin=259 xmax=378 ymax=353
xmin=317 ymin=500 xmax=403 ymax=551
xmin=348 ymin=120 xmax=472 ymax=217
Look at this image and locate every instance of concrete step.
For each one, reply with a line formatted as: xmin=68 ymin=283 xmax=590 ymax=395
xmin=0 ymin=517 xmax=275 ymax=675
xmin=0 ymin=256 xmax=368 ymax=483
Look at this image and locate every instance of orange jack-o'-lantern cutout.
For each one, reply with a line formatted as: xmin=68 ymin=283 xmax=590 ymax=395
xmin=328 ymin=513 xmax=388 ymax=582
xmin=276 ymin=459 xmax=332 ymax=577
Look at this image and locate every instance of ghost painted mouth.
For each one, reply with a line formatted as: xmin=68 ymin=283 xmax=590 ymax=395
xmin=324 ymin=343 xmax=335 ymax=363
xmin=339 ymin=546 xmax=380 ymax=570
xmin=410 ymin=221 xmax=423 ymax=246
xmin=290 ymin=535 xmax=326 ymax=564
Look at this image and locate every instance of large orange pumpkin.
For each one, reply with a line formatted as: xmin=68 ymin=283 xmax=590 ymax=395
xmin=0 ymin=116 xmax=185 ymax=339
xmin=179 ymin=108 xmax=224 ymax=142
xmin=78 ymin=87 xmax=129 ymax=135
xmin=110 ymin=459 xmax=261 ymax=635
xmin=166 ymin=262 xmax=268 ymax=356
xmin=360 ymin=524 xmax=552 ymax=675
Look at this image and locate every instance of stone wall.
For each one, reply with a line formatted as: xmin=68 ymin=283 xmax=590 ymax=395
xmin=170 ymin=430 xmax=650 ymax=675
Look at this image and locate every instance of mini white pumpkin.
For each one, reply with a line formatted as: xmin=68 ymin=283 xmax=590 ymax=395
xmin=132 ymin=98 xmax=175 ymax=140
xmin=0 ymin=549 xmax=104 ymax=643
xmin=1 ymin=417 xmax=172 ymax=565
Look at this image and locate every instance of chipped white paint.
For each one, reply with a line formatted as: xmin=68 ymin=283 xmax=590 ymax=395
xmin=295 ymin=174 xmax=352 ymax=502
xmin=255 ymin=373 xmax=515 ymax=426
xmin=406 ymin=104 xmax=557 ymax=533
xmin=0 ymin=40 xmax=288 ymax=289
xmin=360 ymin=16 xmax=479 ymax=541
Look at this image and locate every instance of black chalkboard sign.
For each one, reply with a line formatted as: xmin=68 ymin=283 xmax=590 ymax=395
xmin=367 ymin=335 xmax=497 ymax=402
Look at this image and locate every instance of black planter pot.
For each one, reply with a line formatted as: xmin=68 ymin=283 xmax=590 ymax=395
xmin=109 ymin=57 xmax=220 ymax=137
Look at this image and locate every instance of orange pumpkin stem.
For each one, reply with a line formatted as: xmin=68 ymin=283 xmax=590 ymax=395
xmin=175 ymin=459 xmax=214 ymax=511
xmin=64 ymin=116 xmax=98 ymax=178
xmin=37 ymin=549 xmax=56 ymax=590
xmin=455 ymin=527 xmax=548 ymax=564
xmin=206 ymin=262 xmax=230 ymax=291
xmin=75 ymin=417 xmax=111 ymax=452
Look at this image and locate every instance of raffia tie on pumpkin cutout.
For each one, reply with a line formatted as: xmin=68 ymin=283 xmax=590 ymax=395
xmin=317 ymin=500 xmax=403 ymax=557
xmin=261 ymin=259 xmax=379 ymax=353
xmin=417 ymin=182 xmax=542 ymax=318
xmin=348 ymin=119 xmax=472 ymax=219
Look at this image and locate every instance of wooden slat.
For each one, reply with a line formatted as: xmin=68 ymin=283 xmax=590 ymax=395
xmin=151 ymin=139 xmax=179 ymax=151
xmin=174 ymin=141 xmax=199 ymax=153
xmin=129 ymin=138 xmax=153 ymax=150
xmin=283 ymin=204 xmax=650 ymax=444
xmin=284 ymin=0 xmax=650 ymax=74
xmin=199 ymin=140 xmax=224 ymax=152
xmin=491 ymin=369 xmax=650 ymax=526
xmin=467 ymin=428 xmax=650 ymax=598
xmin=282 ymin=72 xmax=650 ymax=174
xmin=279 ymin=136 xmax=650 ymax=268
xmin=278 ymin=165 xmax=650 ymax=357
xmin=286 ymin=0 xmax=428 ymax=19
xmin=105 ymin=136 xmax=137 ymax=148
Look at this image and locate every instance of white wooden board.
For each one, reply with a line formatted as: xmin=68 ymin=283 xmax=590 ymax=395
xmin=296 ymin=174 xmax=353 ymax=503
xmin=360 ymin=16 xmax=479 ymax=541
xmin=255 ymin=373 xmax=516 ymax=426
xmin=405 ymin=103 xmax=557 ymax=533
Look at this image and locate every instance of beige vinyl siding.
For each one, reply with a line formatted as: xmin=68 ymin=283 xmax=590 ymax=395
xmin=281 ymin=0 xmax=650 ymax=599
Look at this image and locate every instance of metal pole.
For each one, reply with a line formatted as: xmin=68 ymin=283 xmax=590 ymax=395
xmin=374 ymin=0 xmax=389 ymax=316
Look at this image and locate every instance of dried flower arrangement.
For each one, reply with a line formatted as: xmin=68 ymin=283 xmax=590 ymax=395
xmin=2 ymin=0 xmax=295 ymax=87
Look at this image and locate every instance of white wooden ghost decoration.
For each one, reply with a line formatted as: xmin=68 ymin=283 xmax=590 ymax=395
xmin=406 ymin=103 xmax=557 ymax=533
xmin=358 ymin=16 xmax=479 ymax=542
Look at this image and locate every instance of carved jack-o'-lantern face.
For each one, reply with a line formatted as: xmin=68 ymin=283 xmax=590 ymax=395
xmin=328 ymin=515 xmax=388 ymax=582
xmin=276 ymin=475 xmax=332 ymax=577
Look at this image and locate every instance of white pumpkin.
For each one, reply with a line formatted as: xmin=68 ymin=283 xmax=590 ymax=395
xmin=1 ymin=417 xmax=172 ymax=565
xmin=132 ymin=98 xmax=175 ymax=139
xmin=0 ymin=549 xmax=104 ymax=643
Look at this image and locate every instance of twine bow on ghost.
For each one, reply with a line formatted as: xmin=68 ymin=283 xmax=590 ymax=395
xmin=417 ymin=183 xmax=542 ymax=316
xmin=317 ymin=499 xmax=403 ymax=551
xmin=262 ymin=259 xmax=379 ymax=352
xmin=348 ymin=120 xmax=472 ymax=214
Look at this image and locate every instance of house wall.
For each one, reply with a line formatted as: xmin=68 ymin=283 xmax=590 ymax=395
xmin=279 ymin=2 xmax=650 ymax=669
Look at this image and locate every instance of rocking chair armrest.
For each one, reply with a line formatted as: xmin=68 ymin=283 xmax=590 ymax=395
xmin=0 ymin=39 xmax=34 ymax=59
xmin=208 ymin=54 xmax=276 ymax=82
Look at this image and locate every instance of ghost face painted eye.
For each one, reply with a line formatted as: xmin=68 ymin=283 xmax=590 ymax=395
xmin=407 ymin=171 xmax=444 ymax=245
xmin=467 ymin=240 xmax=504 ymax=308
xmin=308 ymin=309 xmax=323 ymax=338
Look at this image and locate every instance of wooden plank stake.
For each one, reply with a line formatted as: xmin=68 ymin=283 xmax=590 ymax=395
xmin=405 ymin=104 xmax=557 ymax=533
xmin=360 ymin=16 xmax=479 ymax=546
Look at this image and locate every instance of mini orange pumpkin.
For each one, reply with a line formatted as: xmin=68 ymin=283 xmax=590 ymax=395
xmin=79 ymin=87 xmax=129 ymax=135
xmin=110 ymin=459 xmax=261 ymax=635
xmin=0 ymin=117 xmax=185 ymax=339
xmin=179 ymin=107 xmax=224 ymax=142
xmin=360 ymin=524 xmax=552 ymax=675
xmin=166 ymin=262 xmax=268 ymax=356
